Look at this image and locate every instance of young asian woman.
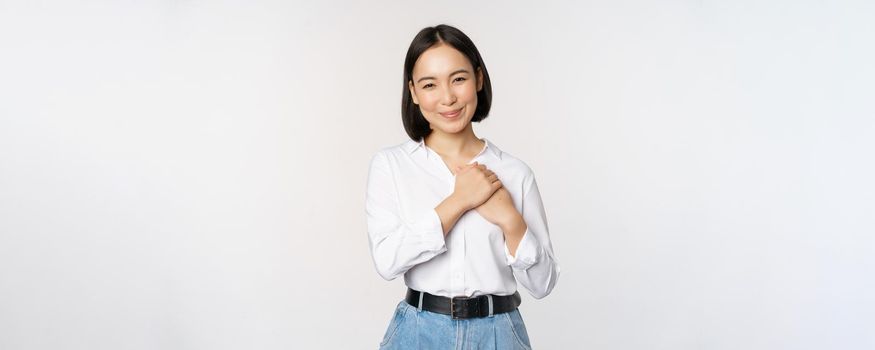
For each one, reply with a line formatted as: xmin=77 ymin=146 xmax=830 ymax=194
xmin=366 ymin=24 xmax=560 ymax=349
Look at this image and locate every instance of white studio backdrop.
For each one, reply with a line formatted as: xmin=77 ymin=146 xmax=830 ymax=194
xmin=1 ymin=0 xmax=873 ymax=349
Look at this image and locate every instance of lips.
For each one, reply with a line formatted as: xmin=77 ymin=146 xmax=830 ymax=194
xmin=440 ymin=108 xmax=462 ymax=118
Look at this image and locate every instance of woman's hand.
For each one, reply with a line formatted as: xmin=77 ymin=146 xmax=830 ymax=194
xmin=452 ymin=162 xmax=502 ymax=210
xmin=474 ymin=187 xmax=522 ymax=229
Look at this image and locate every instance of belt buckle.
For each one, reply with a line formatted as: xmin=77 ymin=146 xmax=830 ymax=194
xmin=451 ymin=296 xmax=468 ymax=319
xmin=451 ymin=296 xmax=481 ymax=319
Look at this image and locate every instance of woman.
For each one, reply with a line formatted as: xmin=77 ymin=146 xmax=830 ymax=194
xmin=366 ymin=24 xmax=561 ymax=349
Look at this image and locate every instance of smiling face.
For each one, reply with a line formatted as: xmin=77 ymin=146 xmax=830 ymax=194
xmin=408 ymin=43 xmax=484 ymax=136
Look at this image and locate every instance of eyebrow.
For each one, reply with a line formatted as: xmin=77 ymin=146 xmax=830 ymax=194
xmin=416 ymin=68 xmax=471 ymax=83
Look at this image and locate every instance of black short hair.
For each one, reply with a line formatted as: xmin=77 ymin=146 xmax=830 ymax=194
xmin=401 ymin=24 xmax=493 ymax=141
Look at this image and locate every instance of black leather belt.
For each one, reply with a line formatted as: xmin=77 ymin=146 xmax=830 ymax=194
xmin=405 ymin=288 xmax=521 ymax=319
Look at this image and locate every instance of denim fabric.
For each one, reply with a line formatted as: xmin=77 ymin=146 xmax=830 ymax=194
xmin=379 ymin=300 xmax=533 ymax=350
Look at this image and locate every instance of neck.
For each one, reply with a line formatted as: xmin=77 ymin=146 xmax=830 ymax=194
xmin=424 ymin=124 xmax=482 ymax=158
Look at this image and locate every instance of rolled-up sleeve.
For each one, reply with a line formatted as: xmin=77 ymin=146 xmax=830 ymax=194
xmin=366 ymin=151 xmax=447 ymax=281
xmin=504 ymin=173 xmax=561 ymax=299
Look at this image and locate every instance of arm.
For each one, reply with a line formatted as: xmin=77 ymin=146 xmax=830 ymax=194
xmin=365 ymin=152 xmax=465 ymax=281
xmin=435 ymin=194 xmax=470 ymax=236
xmin=502 ymin=174 xmax=561 ymax=299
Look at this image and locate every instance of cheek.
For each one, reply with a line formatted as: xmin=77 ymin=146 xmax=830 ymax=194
xmin=416 ymin=93 xmax=439 ymax=110
xmin=459 ymin=85 xmax=479 ymax=102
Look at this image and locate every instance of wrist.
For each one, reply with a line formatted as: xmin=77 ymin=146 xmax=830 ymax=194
xmin=448 ymin=192 xmax=473 ymax=212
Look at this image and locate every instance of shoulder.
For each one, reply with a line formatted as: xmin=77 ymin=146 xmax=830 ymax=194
xmin=498 ymin=150 xmax=534 ymax=177
xmin=369 ymin=139 xmax=416 ymax=166
xmin=488 ymin=141 xmax=538 ymax=192
xmin=490 ymin=141 xmax=535 ymax=179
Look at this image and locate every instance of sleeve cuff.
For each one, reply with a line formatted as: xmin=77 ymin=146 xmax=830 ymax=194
xmin=415 ymin=208 xmax=446 ymax=250
xmin=504 ymin=228 xmax=541 ymax=270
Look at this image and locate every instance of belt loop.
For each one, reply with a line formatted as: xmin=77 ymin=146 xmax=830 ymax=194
xmin=417 ymin=291 xmax=424 ymax=312
xmin=486 ymin=295 xmax=494 ymax=318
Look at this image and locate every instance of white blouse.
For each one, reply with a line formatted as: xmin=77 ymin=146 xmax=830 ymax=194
xmin=365 ymin=138 xmax=560 ymax=299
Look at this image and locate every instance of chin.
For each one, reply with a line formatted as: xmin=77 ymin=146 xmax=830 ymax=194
xmin=435 ymin=121 xmax=470 ymax=134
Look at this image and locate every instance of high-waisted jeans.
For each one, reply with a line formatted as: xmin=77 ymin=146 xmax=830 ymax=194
xmin=378 ymin=299 xmax=533 ymax=349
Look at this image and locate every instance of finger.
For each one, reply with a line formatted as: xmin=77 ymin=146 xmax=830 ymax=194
xmin=487 ymin=174 xmax=498 ymax=182
xmin=491 ymin=179 xmax=503 ymax=191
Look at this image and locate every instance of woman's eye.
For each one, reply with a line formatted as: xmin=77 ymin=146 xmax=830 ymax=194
xmin=422 ymin=78 xmax=463 ymax=89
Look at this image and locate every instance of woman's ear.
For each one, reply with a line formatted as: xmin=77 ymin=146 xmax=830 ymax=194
xmin=408 ymin=80 xmax=419 ymax=105
xmin=476 ymin=67 xmax=484 ymax=92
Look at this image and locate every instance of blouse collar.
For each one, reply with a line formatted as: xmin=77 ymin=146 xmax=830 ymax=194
xmin=405 ymin=137 xmax=502 ymax=161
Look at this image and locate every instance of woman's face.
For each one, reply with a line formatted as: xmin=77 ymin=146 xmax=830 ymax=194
xmin=408 ymin=43 xmax=484 ymax=136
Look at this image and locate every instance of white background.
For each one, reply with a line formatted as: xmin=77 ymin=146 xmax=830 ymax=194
xmin=1 ymin=0 xmax=873 ymax=349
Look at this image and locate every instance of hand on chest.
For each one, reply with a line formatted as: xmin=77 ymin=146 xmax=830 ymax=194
xmin=396 ymin=164 xmax=522 ymax=233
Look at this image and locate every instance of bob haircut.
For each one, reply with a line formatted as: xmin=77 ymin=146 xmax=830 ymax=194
xmin=402 ymin=24 xmax=493 ymax=141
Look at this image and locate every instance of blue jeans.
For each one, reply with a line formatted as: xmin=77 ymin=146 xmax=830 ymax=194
xmin=378 ymin=299 xmax=533 ymax=349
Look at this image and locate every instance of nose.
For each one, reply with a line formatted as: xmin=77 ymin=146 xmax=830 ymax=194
xmin=441 ymin=85 xmax=457 ymax=106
